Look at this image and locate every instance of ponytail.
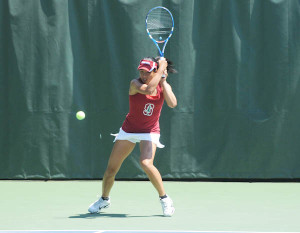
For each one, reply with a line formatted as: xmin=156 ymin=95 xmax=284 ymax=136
xmin=154 ymin=56 xmax=177 ymax=74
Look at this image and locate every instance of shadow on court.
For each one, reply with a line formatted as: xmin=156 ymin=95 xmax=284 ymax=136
xmin=69 ymin=213 xmax=163 ymax=218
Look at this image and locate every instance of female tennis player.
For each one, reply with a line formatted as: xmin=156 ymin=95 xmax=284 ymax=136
xmin=88 ymin=57 xmax=177 ymax=217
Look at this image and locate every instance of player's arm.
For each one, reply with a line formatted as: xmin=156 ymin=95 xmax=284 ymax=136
xmin=130 ymin=59 xmax=168 ymax=95
xmin=160 ymin=71 xmax=177 ymax=108
xmin=129 ymin=79 xmax=155 ymax=95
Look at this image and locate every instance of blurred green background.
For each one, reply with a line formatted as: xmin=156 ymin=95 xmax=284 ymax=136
xmin=1 ymin=0 xmax=300 ymax=179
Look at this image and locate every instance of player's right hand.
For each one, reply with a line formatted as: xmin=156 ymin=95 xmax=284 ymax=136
xmin=158 ymin=58 xmax=168 ymax=70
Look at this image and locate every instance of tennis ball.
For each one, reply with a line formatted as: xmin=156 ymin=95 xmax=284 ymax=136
xmin=76 ymin=111 xmax=85 ymax=120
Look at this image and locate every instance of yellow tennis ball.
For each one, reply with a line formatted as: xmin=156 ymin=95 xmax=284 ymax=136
xmin=76 ymin=111 xmax=85 ymax=120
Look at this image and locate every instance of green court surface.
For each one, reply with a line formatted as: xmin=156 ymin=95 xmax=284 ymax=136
xmin=0 ymin=181 xmax=299 ymax=232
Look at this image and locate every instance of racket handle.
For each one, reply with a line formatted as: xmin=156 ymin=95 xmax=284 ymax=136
xmin=159 ymin=57 xmax=167 ymax=78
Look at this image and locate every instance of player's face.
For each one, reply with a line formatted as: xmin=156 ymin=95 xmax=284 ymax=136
xmin=139 ymin=70 xmax=155 ymax=84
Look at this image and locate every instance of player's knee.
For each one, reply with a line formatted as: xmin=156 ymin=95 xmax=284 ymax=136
xmin=105 ymin=166 xmax=118 ymax=177
xmin=140 ymin=159 xmax=153 ymax=171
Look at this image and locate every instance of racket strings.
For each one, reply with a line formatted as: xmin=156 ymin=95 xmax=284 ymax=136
xmin=147 ymin=14 xmax=172 ymax=29
xmin=148 ymin=29 xmax=172 ymax=34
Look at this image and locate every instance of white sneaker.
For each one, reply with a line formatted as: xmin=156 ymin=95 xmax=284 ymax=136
xmin=88 ymin=197 xmax=110 ymax=213
xmin=160 ymin=195 xmax=175 ymax=217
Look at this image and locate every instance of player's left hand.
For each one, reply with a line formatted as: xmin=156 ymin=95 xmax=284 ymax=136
xmin=161 ymin=69 xmax=168 ymax=82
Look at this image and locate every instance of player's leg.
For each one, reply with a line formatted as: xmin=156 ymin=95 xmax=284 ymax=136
xmin=139 ymin=140 xmax=175 ymax=216
xmin=139 ymin=140 xmax=165 ymax=196
xmin=102 ymin=140 xmax=136 ymax=197
xmin=88 ymin=140 xmax=135 ymax=213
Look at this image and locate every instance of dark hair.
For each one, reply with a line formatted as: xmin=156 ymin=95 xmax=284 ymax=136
xmin=142 ymin=57 xmax=177 ymax=74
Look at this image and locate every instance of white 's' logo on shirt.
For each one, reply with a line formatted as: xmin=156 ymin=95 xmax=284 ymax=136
xmin=143 ymin=103 xmax=154 ymax=116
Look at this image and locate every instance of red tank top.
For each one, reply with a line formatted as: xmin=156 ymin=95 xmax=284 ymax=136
xmin=122 ymin=83 xmax=164 ymax=134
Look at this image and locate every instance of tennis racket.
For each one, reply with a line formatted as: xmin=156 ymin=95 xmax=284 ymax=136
xmin=145 ymin=6 xmax=174 ymax=58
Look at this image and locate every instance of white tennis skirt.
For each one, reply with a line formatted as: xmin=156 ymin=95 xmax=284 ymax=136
xmin=111 ymin=128 xmax=165 ymax=148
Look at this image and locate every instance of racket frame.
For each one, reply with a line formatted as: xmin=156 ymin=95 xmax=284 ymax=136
xmin=145 ymin=6 xmax=174 ymax=57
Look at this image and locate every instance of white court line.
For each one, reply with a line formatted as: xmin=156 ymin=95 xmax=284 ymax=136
xmin=0 ymin=231 xmax=246 ymax=233
xmin=0 ymin=231 xmax=295 ymax=233
xmin=0 ymin=231 xmax=234 ymax=232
